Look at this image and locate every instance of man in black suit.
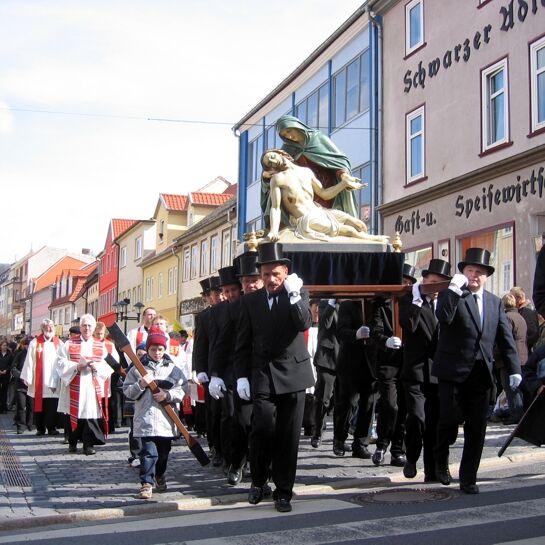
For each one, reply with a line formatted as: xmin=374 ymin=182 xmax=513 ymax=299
xmin=432 ymin=248 xmax=522 ymax=494
xmin=399 ymin=259 xmax=451 ymax=482
xmin=333 ymin=300 xmax=375 ymax=459
xmin=234 ymin=242 xmax=314 ymax=513
xmin=310 ymin=299 xmax=339 ymax=449
xmin=193 ymin=276 xmax=224 ymax=466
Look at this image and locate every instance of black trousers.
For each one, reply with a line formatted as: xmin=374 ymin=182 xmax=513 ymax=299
xmin=230 ymin=388 xmax=252 ymax=470
xmin=250 ymin=367 xmax=305 ymax=501
xmin=375 ymin=370 xmax=406 ymax=455
xmin=67 ymin=416 xmax=105 ymax=448
xmin=14 ymin=391 xmax=33 ymax=429
xmin=311 ymin=368 xmax=336 ymax=439
xmin=34 ymin=397 xmax=60 ymax=433
xmin=334 ymin=368 xmax=375 ymax=449
xmin=434 ymin=360 xmax=491 ymax=485
xmin=403 ymin=380 xmax=439 ymax=476
xmin=204 ymin=386 xmax=222 ymax=454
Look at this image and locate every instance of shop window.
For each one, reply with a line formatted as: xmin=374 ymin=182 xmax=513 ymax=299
xmin=405 ymin=0 xmax=424 ymax=56
xmin=404 ymin=245 xmax=433 ymax=280
xmin=530 ymin=36 xmax=545 ymax=134
xmin=481 ymin=58 xmax=509 ymax=152
xmin=457 ymin=222 xmax=514 ymax=296
xmin=406 ymin=105 xmax=425 ymax=183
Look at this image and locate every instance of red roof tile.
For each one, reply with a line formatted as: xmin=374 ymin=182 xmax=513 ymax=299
xmin=34 ymin=257 xmax=89 ymax=292
xmin=222 ymin=183 xmax=238 ymax=196
xmin=112 ymin=219 xmax=139 ymax=239
xmin=190 ymin=192 xmax=233 ymax=206
xmin=161 ymin=194 xmax=188 ymax=211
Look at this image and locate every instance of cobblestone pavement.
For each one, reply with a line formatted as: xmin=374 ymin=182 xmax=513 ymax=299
xmin=0 ymin=411 xmax=543 ymax=530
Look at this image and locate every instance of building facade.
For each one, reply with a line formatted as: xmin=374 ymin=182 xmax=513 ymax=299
xmin=233 ymin=7 xmax=381 ymax=242
xmin=373 ymin=0 xmax=545 ymax=295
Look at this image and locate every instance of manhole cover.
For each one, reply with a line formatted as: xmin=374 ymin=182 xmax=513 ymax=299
xmin=353 ymin=488 xmax=453 ymax=505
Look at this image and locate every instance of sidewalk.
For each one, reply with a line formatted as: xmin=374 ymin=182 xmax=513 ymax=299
xmin=0 ymin=411 xmax=543 ymax=531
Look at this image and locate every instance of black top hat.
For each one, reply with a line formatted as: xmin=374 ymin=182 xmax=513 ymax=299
xmin=255 ymin=242 xmax=291 ymax=268
xmin=402 ymin=263 xmax=417 ymax=284
xmin=199 ymin=278 xmax=212 ymax=295
xmin=236 ymin=252 xmax=260 ymax=277
xmin=218 ymin=266 xmax=241 ymax=287
xmin=422 ymin=258 xmax=452 ymax=279
xmin=458 ymin=247 xmax=495 ymax=275
xmin=210 ymin=275 xmax=222 ymax=291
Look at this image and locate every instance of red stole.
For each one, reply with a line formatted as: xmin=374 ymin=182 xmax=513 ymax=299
xmin=34 ymin=334 xmax=60 ymax=412
xmin=68 ymin=335 xmax=107 ymax=433
xmin=136 ymin=328 xmax=146 ymax=347
xmin=169 ymin=338 xmax=180 ymax=357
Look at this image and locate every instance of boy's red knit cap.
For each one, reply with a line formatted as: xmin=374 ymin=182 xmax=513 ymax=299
xmin=146 ymin=326 xmax=168 ymax=350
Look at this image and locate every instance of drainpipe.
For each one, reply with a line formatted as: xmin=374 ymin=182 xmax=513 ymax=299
xmin=368 ymin=8 xmax=383 ymax=235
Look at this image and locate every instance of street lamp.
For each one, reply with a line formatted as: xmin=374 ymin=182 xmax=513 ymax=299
xmin=113 ymin=298 xmax=144 ymax=333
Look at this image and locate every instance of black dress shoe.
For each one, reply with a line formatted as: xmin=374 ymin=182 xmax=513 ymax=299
xmin=83 ymin=447 xmax=96 ymax=455
xmin=274 ymin=498 xmax=292 ymax=513
xmin=436 ymin=467 xmax=452 ymax=485
xmin=36 ymin=430 xmax=46 ymax=436
xmin=68 ymin=445 xmax=77 ymax=453
xmin=310 ymin=436 xmax=321 ymax=448
xmin=390 ymin=453 xmax=406 ymax=467
xmin=424 ymin=474 xmax=438 ymax=483
xmin=48 ymin=429 xmax=60 ymax=436
xmin=460 ymin=482 xmax=479 ymax=494
xmin=16 ymin=427 xmax=24 ymax=434
xmin=248 ymin=484 xmax=272 ymax=505
xmin=227 ymin=466 xmax=242 ymax=486
xmin=372 ymin=448 xmax=386 ymax=466
xmin=352 ymin=445 xmax=372 ymax=459
xmin=403 ymin=461 xmax=417 ymax=478
xmin=333 ymin=440 xmax=345 ymax=457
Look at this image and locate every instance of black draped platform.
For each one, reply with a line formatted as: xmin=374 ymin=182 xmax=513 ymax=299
xmin=284 ymin=251 xmax=404 ymax=286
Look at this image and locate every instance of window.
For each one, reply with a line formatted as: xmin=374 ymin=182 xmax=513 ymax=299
xmin=457 ymin=222 xmax=514 ymax=296
xmin=295 ymin=82 xmax=329 ymax=131
xmin=201 ymin=239 xmax=210 ymax=276
xmin=530 ymin=36 xmax=545 ymax=134
xmin=247 ymin=132 xmax=264 ymax=185
xmin=222 ymin=229 xmax=231 ymax=267
xmin=182 ymin=247 xmax=190 ymax=281
xmin=135 ymin=237 xmax=143 ymax=260
xmin=210 ymin=235 xmax=220 ymax=273
xmin=503 ymin=261 xmax=512 ymax=293
xmin=353 ymin=163 xmax=372 ymax=225
xmin=159 ymin=220 xmax=165 ymax=241
xmin=246 ymin=216 xmax=263 ymax=234
xmin=120 ymin=246 xmax=127 ymax=268
xmin=190 ymin=244 xmax=199 ymax=279
xmin=481 ymin=58 xmax=509 ymax=152
xmin=158 ymin=272 xmax=163 ymax=299
xmin=145 ymin=278 xmax=152 ymax=301
xmin=406 ymin=105 xmax=425 ymax=183
xmin=405 ymin=0 xmax=424 ymax=56
xmin=168 ymin=267 xmax=177 ymax=295
xmin=333 ymin=50 xmax=370 ymax=129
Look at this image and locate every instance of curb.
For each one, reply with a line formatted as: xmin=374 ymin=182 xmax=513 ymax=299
xmin=2 ymin=448 xmax=544 ymax=532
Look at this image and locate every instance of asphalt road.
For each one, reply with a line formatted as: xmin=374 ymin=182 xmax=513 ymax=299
xmin=3 ymin=458 xmax=545 ymax=545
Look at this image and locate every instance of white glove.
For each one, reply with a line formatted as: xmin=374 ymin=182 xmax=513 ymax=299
xmin=196 ymin=372 xmax=209 ymax=384
xmin=385 ymin=336 xmax=402 ymax=350
xmin=509 ymin=373 xmax=522 ymax=390
xmin=412 ymin=281 xmax=423 ymax=304
xmin=209 ymin=376 xmax=226 ymax=399
xmin=284 ymin=273 xmax=303 ymax=303
xmin=356 ymin=325 xmax=370 ymax=339
xmin=237 ymin=377 xmax=251 ymax=401
xmin=328 ymin=299 xmax=336 ymax=307
xmin=450 ymin=273 xmax=468 ymax=290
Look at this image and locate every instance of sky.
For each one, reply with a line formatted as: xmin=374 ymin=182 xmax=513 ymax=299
xmin=0 ymin=0 xmax=364 ymax=264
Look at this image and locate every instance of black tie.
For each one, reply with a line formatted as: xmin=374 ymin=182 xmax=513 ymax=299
xmin=269 ymin=292 xmax=278 ymax=311
xmin=473 ymin=293 xmax=481 ymax=321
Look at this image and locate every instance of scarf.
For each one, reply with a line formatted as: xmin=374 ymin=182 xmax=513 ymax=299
xmin=34 ymin=334 xmax=60 ymax=412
